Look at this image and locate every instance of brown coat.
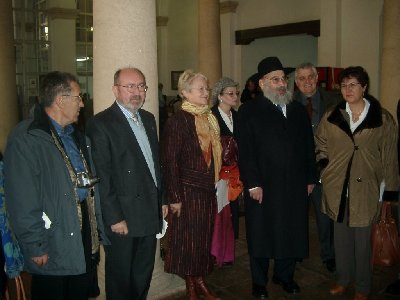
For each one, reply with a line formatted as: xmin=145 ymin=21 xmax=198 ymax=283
xmin=315 ymin=97 xmax=399 ymax=227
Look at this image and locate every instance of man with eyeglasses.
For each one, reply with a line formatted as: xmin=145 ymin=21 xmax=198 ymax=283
xmin=4 ymin=71 xmax=109 ymax=299
xmin=86 ymin=67 xmax=168 ymax=300
xmin=292 ymin=62 xmax=342 ymax=274
xmin=237 ymin=57 xmax=317 ymax=298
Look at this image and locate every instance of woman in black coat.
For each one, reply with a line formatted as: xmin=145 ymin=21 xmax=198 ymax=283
xmin=211 ymin=77 xmax=243 ymax=266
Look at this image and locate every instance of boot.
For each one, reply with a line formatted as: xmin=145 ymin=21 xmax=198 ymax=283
xmin=185 ymin=276 xmax=200 ymax=300
xmin=195 ymin=276 xmax=220 ymax=300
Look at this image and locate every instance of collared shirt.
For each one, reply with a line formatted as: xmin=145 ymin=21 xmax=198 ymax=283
xmin=116 ymin=102 xmax=157 ymax=187
xmin=299 ymin=90 xmax=322 ymax=132
xmin=50 ymin=118 xmax=88 ymax=201
xmin=275 ymin=103 xmax=287 ymax=117
xmin=346 ymin=98 xmax=370 ymax=133
xmin=218 ymin=106 xmax=233 ymax=133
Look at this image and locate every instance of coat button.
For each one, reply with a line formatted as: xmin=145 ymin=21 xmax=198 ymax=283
xmin=354 ymin=146 xmax=359 ymax=150
xmin=356 ymin=177 xmax=362 ymax=182
xmin=70 ymin=232 xmax=74 ymax=236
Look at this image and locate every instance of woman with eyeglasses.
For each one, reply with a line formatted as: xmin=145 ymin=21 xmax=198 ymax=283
xmin=162 ymin=70 xmax=222 ymax=300
xmin=315 ymin=66 xmax=399 ymax=300
xmin=210 ymin=77 xmax=243 ymax=267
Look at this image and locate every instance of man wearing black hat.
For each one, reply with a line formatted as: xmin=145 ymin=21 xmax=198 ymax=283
xmin=237 ymin=57 xmax=317 ymax=298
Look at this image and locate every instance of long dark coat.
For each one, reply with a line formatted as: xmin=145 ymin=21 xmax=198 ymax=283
xmin=237 ymin=95 xmax=317 ymax=259
xmin=161 ymin=110 xmax=216 ymax=277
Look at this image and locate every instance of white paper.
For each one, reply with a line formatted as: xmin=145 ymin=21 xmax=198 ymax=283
xmin=156 ymin=219 xmax=168 ymax=239
xmin=42 ymin=212 xmax=52 ymax=229
xmin=216 ymin=179 xmax=229 ymax=213
xmin=379 ymin=180 xmax=385 ymax=202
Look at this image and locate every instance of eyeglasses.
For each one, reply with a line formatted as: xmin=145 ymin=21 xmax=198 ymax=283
xmin=296 ymin=74 xmax=316 ymax=82
xmin=191 ymin=87 xmax=210 ymax=94
xmin=340 ymin=82 xmax=361 ymax=90
xmin=116 ymin=83 xmax=148 ymax=92
xmin=222 ymin=91 xmax=240 ymax=97
xmin=62 ymin=94 xmax=83 ymax=102
xmin=265 ymin=76 xmax=288 ymax=84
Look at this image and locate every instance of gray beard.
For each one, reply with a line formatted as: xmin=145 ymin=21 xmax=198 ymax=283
xmin=262 ymin=86 xmax=293 ymax=106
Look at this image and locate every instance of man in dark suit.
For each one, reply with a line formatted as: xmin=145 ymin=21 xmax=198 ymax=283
xmin=237 ymin=57 xmax=317 ymax=299
xmin=86 ymin=67 xmax=168 ymax=300
xmin=293 ymin=62 xmax=341 ymax=273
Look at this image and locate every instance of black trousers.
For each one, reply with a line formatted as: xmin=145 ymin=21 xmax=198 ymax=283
xmin=104 ymin=233 xmax=156 ymax=300
xmin=309 ymin=184 xmax=335 ymax=262
xmin=31 ymin=200 xmax=93 ymax=300
xmin=249 ymin=255 xmax=296 ymax=286
xmin=230 ymin=200 xmax=240 ymax=239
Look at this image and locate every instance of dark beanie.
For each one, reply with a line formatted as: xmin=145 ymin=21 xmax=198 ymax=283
xmin=257 ymin=56 xmax=284 ymax=79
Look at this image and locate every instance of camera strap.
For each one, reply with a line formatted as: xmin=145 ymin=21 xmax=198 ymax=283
xmin=50 ymin=129 xmax=100 ymax=254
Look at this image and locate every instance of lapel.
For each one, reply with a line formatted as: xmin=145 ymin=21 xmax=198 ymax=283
xmin=109 ymin=103 xmax=160 ymax=185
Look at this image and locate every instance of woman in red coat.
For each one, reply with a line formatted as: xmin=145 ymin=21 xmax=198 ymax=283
xmin=162 ymin=70 xmax=222 ymax=300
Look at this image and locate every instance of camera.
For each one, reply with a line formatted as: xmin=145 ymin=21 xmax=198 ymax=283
xmin=76 ymin=172 xmax=100 ymax=188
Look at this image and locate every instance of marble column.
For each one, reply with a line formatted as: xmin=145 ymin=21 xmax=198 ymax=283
xmin=0 ymin=0 xmax=18 ymax=152
xmin=93 ymin=1 xmax=184 ymax=298
xmin=198 ymin=0 xmax=222 ymax=88
xmin=47 ymin=0 xmax=78 ymax=74
xmin=379 ymin=0 xmax=400 ymax=117
xmin=220 ymin=1 xmax=239 ymax=81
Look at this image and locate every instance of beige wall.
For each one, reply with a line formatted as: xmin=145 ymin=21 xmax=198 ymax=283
xmin=158 ymin=0 xmax=384 ymax=98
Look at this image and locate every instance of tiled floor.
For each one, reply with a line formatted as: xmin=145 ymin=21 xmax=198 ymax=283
xmin=160 ymin=209 xmax=400 ymax=300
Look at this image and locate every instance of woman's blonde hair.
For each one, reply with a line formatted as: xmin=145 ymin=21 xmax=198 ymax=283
xmin=178 ymin=69 xmax=208 ymax=99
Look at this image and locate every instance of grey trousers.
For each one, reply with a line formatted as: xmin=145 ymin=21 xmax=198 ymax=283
xmin=334 ymin=212 xmax=372 ymax=294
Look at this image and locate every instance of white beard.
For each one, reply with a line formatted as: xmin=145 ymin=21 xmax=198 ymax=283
xmin=262 ymin=86 xmax=293 ymax=106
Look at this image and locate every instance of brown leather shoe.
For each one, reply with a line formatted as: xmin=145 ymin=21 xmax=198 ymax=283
xmin=185 ymin=276 xmax=200 ymax=300
xmin=329 ymin=284 xmax=346 ymax=295
xmin=354 ymin=292 xmax=368 ymax=300
xmin=195 ymin=276 xmax=220 ymax=300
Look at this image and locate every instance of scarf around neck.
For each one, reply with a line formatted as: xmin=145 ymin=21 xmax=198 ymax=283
xmin=181 ymin=101 xmax=222 ymax=182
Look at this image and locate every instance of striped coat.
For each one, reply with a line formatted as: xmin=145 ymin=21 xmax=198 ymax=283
xmin=162 ymin=110 xmax=217 ymax=276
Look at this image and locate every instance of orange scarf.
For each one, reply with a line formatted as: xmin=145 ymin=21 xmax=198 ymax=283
xmin=181 ymin=101 xmax=222 ymax=182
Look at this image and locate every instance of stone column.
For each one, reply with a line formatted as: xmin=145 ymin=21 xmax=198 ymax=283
xmin=379 ymin=0 xmax=400 ymax=117
xmin=220 ymin=1 xmax=239 ymax=81
xmin=47 ymin=0 xmax=78 ymax=74
xmin=0 ymin=0 xmax=18 ymax=152
xmin=93 ymin=1 xmax=184 ymax=298
xmin=198 ymin=0 xmax=222 ymax=87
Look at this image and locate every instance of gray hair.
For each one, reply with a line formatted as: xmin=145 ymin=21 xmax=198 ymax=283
xmin=39 ymin=71 xmax=79 ymax=107
xmin=211 ymin=77 xmax=239 ymax=105
xmin=178 ymin=70 xmax=208 ymax=99
xmin=295 ymin=62 xmax=317 ymax=79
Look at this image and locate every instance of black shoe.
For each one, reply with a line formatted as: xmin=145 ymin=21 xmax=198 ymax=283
xmin=386 ymin=279 xmax=400 ymax=296
xmin=272 ymin=277 xmax=300 ymax=294
xmin=252 ymin=284 xmax=268 ymax=299
xmin=324 ymin=259 xmax=336 ymax=273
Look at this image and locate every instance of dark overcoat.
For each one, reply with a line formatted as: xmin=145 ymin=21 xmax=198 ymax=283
xmin=237 ymin=95 xmax=317 ymax=258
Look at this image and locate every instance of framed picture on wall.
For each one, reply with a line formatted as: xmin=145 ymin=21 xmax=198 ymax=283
xmin=171 ymin=71 xmax=183 ymax=90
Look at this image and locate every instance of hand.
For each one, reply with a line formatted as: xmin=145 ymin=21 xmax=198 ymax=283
xmin=307 ymin=184 xmax=315 ymax=196
xmin=170 ymin=203 xmax=182 ymax=217
xmin=32 ymin=254 xmax=48 ymax=266
xmin=162 ymin=205 xmax=168 ymax=218
xmin=111 ymin=220 xmax=128 ymax=235
xmin=250 ymin=187 xmax=263 ymax=204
